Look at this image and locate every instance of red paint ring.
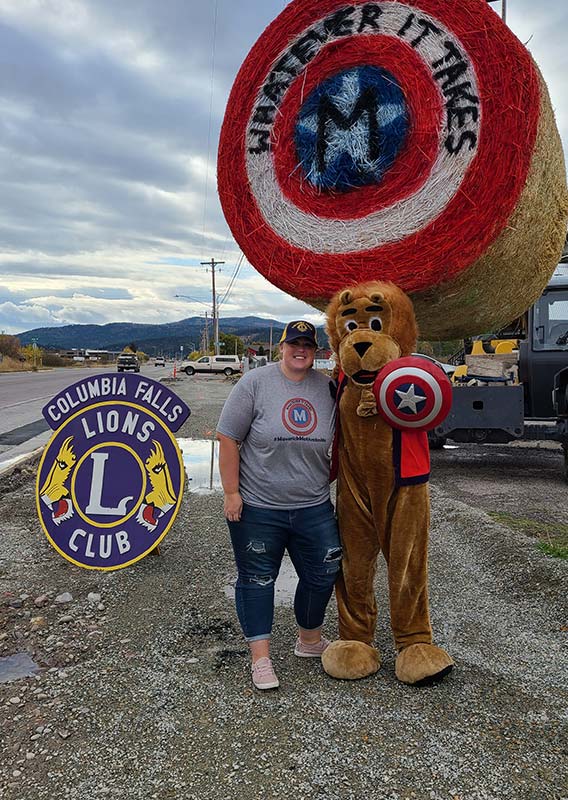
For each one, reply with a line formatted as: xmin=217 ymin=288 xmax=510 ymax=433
xmin=273 ymin=34 xmax=443 ymax=219
xmin=218 ymin=0 xmax=540 ymax=301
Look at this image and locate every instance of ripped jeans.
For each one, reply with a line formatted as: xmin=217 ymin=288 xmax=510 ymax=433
xmin=227 ymin=500 xmax=342 ymax=641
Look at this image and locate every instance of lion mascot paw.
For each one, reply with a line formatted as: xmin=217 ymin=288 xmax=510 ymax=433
xmin=322 ymin=640 xmax=380 ymax=680
xmin=324 ymin=281 xmax=454 ymax=686
xmin=395 ymin=643 xmax=454 ymax=686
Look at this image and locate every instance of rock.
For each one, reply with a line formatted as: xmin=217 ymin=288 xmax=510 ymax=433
xmin=30 ymin=616 xmax=48 ymax=631
xmin=30 ymin=734 xmax=41 ymax=741
xmin=26 ymin=751 xmax=35 ymax=760
xmin=97 ymin=603 xmax=105 ymax=611
xmin=58 ymin=729 xmax=71 ymax=739
xmin=58 ymin=615 xmax=74 ymax=624
xmin=34 ymin=595 xmax=49 ymax=607
xmin=8 ymin=696 xmax=21 ymax=705
xmin=87 ymin=592 xmax=101 ymax=604
xmin=55 ymin=592 xmax=73 ymax=604
xmin=12 ymin=770 xmax=22 ymax=778
xmin=19 ymin=594 xmax=30 ymax=601
xmin=9 ymin=599 xmax=23 ymax=609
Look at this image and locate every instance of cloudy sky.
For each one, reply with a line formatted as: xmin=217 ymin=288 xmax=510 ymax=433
xmin=0 ymin=0 xmax=566 ymax=335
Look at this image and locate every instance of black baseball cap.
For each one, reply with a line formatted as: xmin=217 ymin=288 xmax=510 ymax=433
xmin=279 ymin=320 xmax=318 ymax=347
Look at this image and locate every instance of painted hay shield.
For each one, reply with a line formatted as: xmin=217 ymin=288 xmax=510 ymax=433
xmin=218 ymin=0 xmax=568 ymax=338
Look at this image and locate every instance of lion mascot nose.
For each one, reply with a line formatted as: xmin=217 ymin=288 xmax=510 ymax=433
xmin=353 ymin=341 xmax=372 ymax=358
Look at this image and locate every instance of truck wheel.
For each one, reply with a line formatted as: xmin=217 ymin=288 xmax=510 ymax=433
xmin=428 ymin=434 xmax=447 ymax=450
xmin=223 ymin=367 xmax=234 ymax=376
xmin=185 ymin=366 xmax=195 ymax=376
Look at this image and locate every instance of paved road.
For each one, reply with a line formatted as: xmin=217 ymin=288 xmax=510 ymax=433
xmin=0 ymin=365 xmax=172 ymax=468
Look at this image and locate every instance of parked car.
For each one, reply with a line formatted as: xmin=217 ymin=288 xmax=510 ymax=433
xmin=117 ymin=353 xmax=140 ymax=372
xmin=182 ymin=354 xmax=241 ymax=376
xmin=154 ymin=357 xmax=166 ymax=367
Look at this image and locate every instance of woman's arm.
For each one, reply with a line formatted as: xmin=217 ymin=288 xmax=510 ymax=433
xmin=217 ymin=433 xmax=243 ymax=521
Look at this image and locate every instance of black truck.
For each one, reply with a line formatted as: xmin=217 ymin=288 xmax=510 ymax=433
xmin=430 ymin=264 xmax=568 ymax=481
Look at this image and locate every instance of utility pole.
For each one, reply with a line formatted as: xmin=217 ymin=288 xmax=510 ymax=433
xmin=203 ymin=311 xmax=210 ymax=354
xmin=201 ymin=258 xmax=225 ymax=356
xmin=269 ymin=323 xmax=273 ymax=362
xmin=486 ymin=1 xmax=507 ymax=22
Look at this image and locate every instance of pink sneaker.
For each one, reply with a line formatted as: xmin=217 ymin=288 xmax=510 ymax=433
xmin=251 ymin=657 xmax=280 ymax=690
xmin=294 ymin=636 xmax=331 ymax=658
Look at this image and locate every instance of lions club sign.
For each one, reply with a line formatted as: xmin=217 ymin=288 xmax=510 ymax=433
xmin=36 ymin=374 xmax=190 ymax=570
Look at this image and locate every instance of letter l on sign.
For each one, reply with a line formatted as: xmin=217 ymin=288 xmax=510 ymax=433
xmin=85 ymin=452 xmax=134 ymax=516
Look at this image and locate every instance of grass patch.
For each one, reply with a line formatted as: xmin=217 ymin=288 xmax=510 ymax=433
xmin=488 ymin=511 xmax=568 ymax=560
xmin=0 ymin=357 xmax=33 ymax=373
xmin=537 ymin=542 xmax=568 ymax=559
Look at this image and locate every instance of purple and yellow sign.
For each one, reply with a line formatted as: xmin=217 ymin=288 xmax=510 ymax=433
xmin=36 ymin=374 xmax=190 ymax=570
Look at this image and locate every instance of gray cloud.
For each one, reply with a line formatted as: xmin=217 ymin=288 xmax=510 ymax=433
xmin=0 ymin=0 xmax=566 ymax=335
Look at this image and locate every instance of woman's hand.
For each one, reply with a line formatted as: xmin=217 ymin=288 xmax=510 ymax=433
xmin=224 ymin=492 xmax=243 ymax=522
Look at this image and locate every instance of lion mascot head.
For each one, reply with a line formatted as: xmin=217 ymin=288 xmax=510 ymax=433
xmin=326 ymin=281 xmax=418 ymax=385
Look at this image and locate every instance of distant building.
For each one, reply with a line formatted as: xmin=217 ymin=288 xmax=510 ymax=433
xmin=59 ymin=348 xmax=113 ymax=363
xmin=85 ymin=349 xmax=111 ymax=362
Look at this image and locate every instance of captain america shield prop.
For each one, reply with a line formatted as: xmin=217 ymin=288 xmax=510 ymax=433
xmin=375 ymin=356 xmax=452 ymax=431
xmin=217 ymin=0 xmax=568 ymax=339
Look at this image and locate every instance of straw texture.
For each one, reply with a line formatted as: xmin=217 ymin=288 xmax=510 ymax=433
xmin=217 ymin=0 xmax=568 ymax=338
xmin=409 ymin=69 xmax=568 ymax=339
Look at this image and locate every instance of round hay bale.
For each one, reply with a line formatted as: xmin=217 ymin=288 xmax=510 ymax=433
xmin=218 ymin=0 xmax=568 ymax=339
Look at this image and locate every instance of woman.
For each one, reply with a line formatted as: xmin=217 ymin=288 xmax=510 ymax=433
xmin=217 ymin=320 xmax=340 ymax=690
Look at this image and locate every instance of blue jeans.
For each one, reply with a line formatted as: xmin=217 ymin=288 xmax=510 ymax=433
xmin=227 ymin=500 xmax=342 ymax=641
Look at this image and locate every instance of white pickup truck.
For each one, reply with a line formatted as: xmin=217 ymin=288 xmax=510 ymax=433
xmin=182 ymin=355 xmax=241 ymax=376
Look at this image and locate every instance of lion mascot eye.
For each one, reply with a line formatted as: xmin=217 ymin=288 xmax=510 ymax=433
xmin=345 ymin=320 xmax=358 ymax=333
xmin=370 ymin=317 xmax=382 ymax=332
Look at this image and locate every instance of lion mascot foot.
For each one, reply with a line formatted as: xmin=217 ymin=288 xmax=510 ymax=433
xmin=395 ymin=643 xmax=454 ymax=686
xmin=322 ymin=640 xmax=381 ymax=680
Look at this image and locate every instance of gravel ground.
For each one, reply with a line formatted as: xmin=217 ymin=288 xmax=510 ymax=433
xmin=1 ymin=373 xmax=567 ymax=800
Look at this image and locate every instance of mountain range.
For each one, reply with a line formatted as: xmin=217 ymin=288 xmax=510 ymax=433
xmin=17 ymin=316 xmax=327 ymax=354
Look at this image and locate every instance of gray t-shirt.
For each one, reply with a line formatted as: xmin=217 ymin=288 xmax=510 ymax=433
xmin=217 ymin=363 xmax=335 ymax=509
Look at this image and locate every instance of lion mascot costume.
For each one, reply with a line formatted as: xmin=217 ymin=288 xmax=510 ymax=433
xmin=322 ymin=280 xmax=454 ymax=686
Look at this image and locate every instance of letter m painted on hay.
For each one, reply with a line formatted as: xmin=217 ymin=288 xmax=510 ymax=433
xmin=317 ymin=88 xmax=379 ymax=172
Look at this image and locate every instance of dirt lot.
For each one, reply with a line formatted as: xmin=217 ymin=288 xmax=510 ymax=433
xmin=1 ymin=374 xmax=567 ymax=800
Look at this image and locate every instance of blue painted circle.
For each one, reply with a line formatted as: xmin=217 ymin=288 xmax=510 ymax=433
xmin=294 ymin=66 xmax=409 ymax=192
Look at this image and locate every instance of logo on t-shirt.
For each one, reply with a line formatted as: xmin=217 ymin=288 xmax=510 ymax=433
xmin=281 ymin=398 xmax=318 ymax=436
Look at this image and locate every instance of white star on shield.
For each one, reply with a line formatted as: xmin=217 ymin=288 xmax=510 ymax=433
xmin=394 ymin=383 xmax=427 ymax=414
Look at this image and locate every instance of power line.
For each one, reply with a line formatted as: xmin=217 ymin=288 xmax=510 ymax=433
xmin=200 ymin=0 xmax=219 ymax=251
xmin=219 ymin=252 xmax=244 ymax=306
